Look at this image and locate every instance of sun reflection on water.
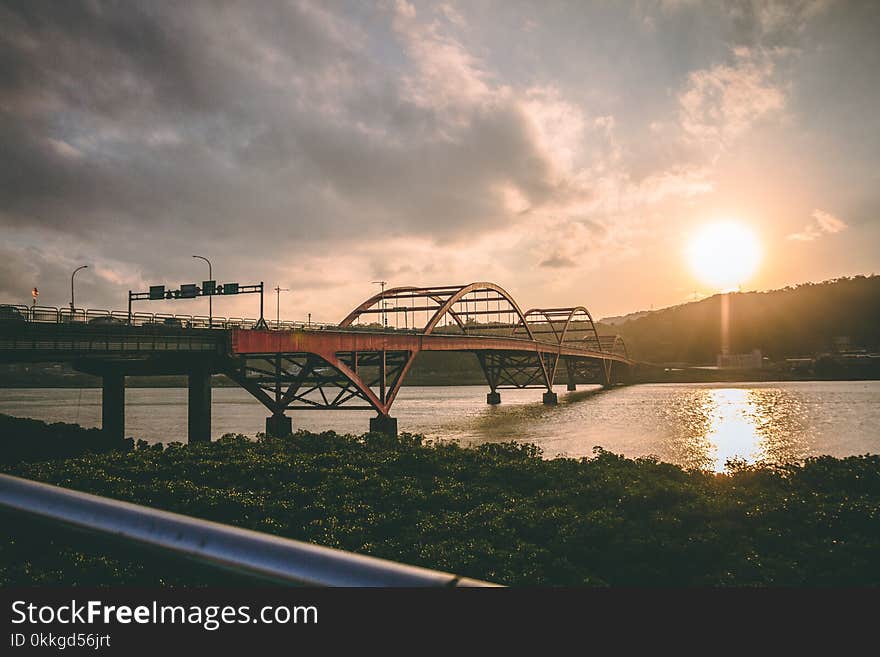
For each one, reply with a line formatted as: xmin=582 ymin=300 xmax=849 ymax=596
xmin=704 ymin=389 xmax=760 ymax=471
xmin=687 ymin=388 xmax=814 ymax=472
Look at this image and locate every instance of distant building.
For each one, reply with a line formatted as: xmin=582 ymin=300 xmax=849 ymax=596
xmin=832 ymin=336 xmax=851 ymax=352
xmin=785 ymin=357 xmax=814 ymax=374
xmin=717 ymin=349 xmax=763 ymax=369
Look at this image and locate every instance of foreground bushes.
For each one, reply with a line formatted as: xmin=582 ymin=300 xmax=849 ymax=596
xmin=0 ymin=413 xmax=133 ymax=466
xmin=2 ymin=425 xmax=879 ymax=586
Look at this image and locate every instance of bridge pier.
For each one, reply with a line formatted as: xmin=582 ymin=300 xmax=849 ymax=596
xmin=266 ymin=413 xmax=292 ymax=438
xmin=187 ymin=369 xmax=212 ymax=443
xmin=542 ymin=391 xmax=558 ymax=405
xmin=486 ymin=391 xmax=501 ymax=405
xmin=101 ymin=372 xmax=125 ymax=441
xmin=566 ymin=383 xmax=577 ymax=391
xmin=369 ymin=414 xmax=398 ymax=437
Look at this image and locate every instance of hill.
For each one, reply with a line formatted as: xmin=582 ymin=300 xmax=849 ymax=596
xmin=599 ymin=275 xmax=880 ymax=364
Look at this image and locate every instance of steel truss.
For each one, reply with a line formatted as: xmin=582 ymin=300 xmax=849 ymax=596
xmin=224 ymin=350 xmax=415 ymax=417
xmin=476 ymin=351 xmax=555 ymax=391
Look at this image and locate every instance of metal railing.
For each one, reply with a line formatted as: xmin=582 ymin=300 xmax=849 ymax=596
xmin=0 ymin=473 xmax=496 ymax=587
xmin=0 ymin=304 xmax=335 ymax=331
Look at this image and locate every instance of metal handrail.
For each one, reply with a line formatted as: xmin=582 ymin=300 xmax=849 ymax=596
xmin=0 ymin=304 xmax=337 ymax=331
xmin=0 ymin=473 xmax=496 ymax=587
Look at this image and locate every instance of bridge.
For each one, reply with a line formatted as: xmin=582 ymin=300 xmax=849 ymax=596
xmin=0 ymin=282 xmax=634 ymax=441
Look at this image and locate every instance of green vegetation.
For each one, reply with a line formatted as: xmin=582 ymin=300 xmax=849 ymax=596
xmin=602 ymin=275 xmax=880 ymax=364
xmin=2 ymin=416 xmax=878 ymax=586
xmin=0 ymin=414 xmax=133 ymax=466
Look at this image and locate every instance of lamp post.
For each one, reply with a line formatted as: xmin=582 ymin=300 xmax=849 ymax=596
xmin=274 ymin=285 xmax=290 ymax=329
xmin=192 ymin=255 xmax=212 ymax=326
xmin=70 ymin=265 xmax=88 ymax=312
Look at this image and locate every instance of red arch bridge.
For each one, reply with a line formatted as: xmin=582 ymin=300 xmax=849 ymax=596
xmin=0 ymin=282 xmax=635 ymax=440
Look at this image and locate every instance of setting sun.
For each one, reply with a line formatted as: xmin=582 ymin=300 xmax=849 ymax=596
xmin=687 ymin=221 xmax=762 ymax=292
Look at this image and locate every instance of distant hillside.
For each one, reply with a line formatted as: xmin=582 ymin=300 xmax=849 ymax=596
xmin=598 ymin=310 xmax=653 ymax=326
xmin=597 ymin=275 xmax=880 ymax=364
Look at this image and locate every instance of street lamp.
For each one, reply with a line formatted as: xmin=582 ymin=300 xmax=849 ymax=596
xmin=70 ymin=265 xmax=88 ymax=312
xmin=192 ymin=255 xmax=212 ymax=326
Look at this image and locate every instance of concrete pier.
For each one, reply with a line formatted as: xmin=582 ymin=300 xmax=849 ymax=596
xmin=266 ymin=413 xmax=292 ymax=437
xmin=566 ymin=382 xmax=577 ymax=391
xmin=369 ymin=415 xmax=398 ymax=437
xmin=486 ymin=391 xmax=501 ymax=405
xmin=187 ymin=369 xmax=212 ymax=443
xmin=542 ymin=391 xmax=558 ymax=405
xmin=101 ymin=372 xmax=125 ymax=441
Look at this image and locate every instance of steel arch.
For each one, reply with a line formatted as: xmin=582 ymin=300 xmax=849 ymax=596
xmin=608 ymin=335 xmax=628 ymax=359
xmin=513 ymin=305 xmax=631 ymax=385
xmin=338 ymin=282 xmax=552 ymax=399
xmin=339 ymin=282 xmax=538 ymax=340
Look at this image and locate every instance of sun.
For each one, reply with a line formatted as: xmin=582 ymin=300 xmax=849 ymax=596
xmin=686 ymin=221 xmax=761 ymax=292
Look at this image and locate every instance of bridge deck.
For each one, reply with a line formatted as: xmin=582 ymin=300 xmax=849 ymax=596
xmin=0 ymin=322 xmax=226 ymax=364
xmin=0 ymin=323 xmax=633 ymax=365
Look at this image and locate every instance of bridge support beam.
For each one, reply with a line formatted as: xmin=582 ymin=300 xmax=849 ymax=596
xmin=486 ymin=391 xmax=501 ymax=405
xmin=187 ymin=369 xmax=212 ymax=444
xmin=266 ymin=413 xmax=292 ymax=438
xmin=101 ymin=372 xmax=125 ymax=441
xmin=369 ymin=414 xmax=398 ymax=437
xmin=542 ymin=391 xmax=558 ymax=405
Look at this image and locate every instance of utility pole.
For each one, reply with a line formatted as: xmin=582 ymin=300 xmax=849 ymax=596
xmin=274 ymin=285 xmax=290 ymax=328
xmin=372 ymin=280 xmax=387 ymax=328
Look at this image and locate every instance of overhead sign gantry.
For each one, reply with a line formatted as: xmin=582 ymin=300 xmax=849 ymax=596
xmin=128 ymin=281 xmax=268 ymax=328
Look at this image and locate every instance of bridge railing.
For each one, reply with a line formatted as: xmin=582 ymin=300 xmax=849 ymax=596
xmin=0 ymin=473 xmax=496 ymax=587
xmin=0 ymin=304 xmax=337 ymax=332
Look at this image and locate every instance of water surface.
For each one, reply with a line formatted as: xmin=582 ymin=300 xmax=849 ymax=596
xmin=1 ymin=381 xmax=877 ymax=471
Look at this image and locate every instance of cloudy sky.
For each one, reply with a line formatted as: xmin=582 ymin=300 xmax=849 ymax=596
xmin=1 ymin=0 xmax=878 ymax=321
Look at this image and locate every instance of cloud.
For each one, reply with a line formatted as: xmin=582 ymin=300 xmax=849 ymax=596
xmin=539 ymin=255 xmax=577 ymax=269
xmin=0 ymin=0 xmax=868 ymax=319
xmin=787 ymin=209 xmax=848 ymax=241
xmin=678 ymin=47 xmax=786 ymax=148
xmin=728 ymin=0 xmax=833 ymax=40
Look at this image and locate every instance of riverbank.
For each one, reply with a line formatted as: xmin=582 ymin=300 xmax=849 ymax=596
xmin=1 ymin=415 xmax=878 ymax=586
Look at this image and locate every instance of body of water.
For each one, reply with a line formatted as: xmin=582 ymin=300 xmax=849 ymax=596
xmin=1 ymin=381 xmax=877 ymax=471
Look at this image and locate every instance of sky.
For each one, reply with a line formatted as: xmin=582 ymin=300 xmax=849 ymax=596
xmin=1 ymin=0 xmax=878 ymax=322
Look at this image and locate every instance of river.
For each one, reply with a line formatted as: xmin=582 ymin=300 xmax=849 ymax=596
xmin=1 ymin=381 xmax=877 ymax=471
